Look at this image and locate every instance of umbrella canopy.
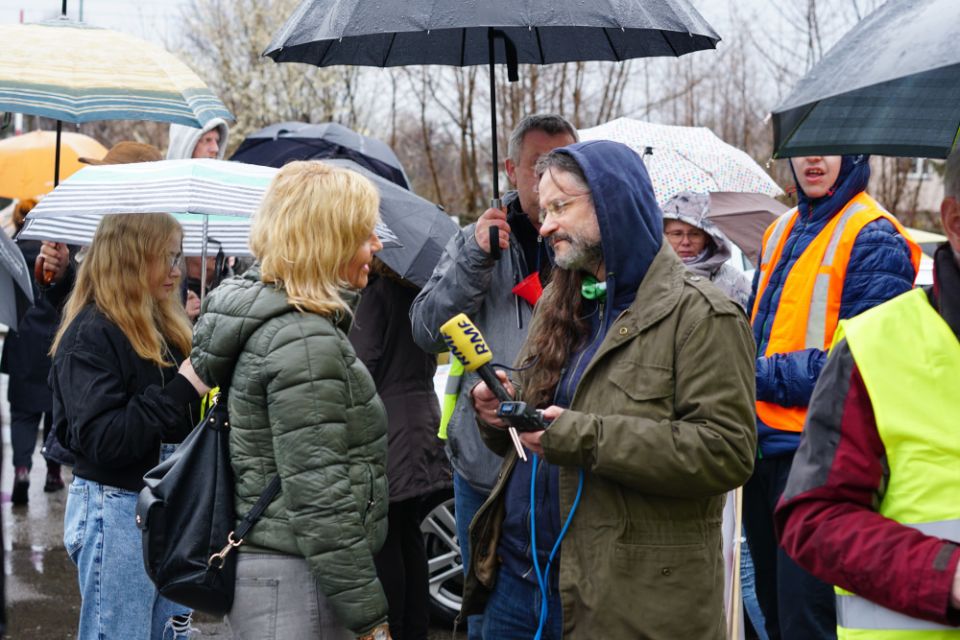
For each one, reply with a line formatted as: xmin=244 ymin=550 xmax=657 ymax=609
xmin=579 ymin=118 xmax=783 ymax=204
xmin=17 ymin=159 xmax=278 ymax=256
xmin=265 ymin=2 xmax=720 ymax=67
xmin=706 ymin=192 xmax=789 ymax=266
xmin=18 ymin=158 xmax=458 ymax=287
xmin=0 ymin=228 xmax=34 ymax=331
xmin=231 ymin=122 xmax=410 ymax=189
xmin=0 ymin=131 xmax=107 ymax=200
xmin=326 ymin=158 xmax=459 ymax=286
xmin=772 ymin=0 xmax=960 ymax=159
xmin=0 ymin=19 xmax=233 ymax=127
xmin=264 ymin=0 xmax=720 ymax=201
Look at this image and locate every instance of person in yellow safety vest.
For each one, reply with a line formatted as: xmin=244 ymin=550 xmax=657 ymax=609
xmin=775 ymin=148 xmax=960 ymax=638
xmin=744 ymin=153 xmax=921 ymax=640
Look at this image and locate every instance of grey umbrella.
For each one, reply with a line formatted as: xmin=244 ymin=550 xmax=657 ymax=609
xmin=773 ymin=0 xmax=960 ymax=159
xmin=326 ymin=158 xmax=460 ymax=287
xmin=0 ymin=229 xmax=34 ymax=331
xmin=264 ymin=0 xmax=720 ymax=202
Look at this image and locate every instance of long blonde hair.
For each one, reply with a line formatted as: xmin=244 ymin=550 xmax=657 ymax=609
xmin=51 ymin=213 xmax=193 ymax=366
xmin=249 ymin=161 xmax=380 ymax=316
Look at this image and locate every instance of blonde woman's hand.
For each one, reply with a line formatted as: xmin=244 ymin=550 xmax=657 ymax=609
xmin=185 ymin=290 xmax=201 ymax=322
xmin=178 ymin=358 xmax=211 ymax=396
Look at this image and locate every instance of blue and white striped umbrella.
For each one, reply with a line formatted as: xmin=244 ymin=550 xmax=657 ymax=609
xmin=17 ymin=158 xmax=451 ymax=286
xmin=18 ymin=159 xmax=276 ymax=256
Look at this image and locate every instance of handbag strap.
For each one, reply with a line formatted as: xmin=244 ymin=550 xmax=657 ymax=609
xmin=234 ymin=475 xmax=281 ymax=541
xmin=208 ymin=474 xmax=281 ymax=569
xmin=206 ymin=387 xmax=283 ymax=568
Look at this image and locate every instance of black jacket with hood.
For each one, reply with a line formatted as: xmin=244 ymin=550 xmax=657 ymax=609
xmin=50 ymin=305 xmax=200 ymax=491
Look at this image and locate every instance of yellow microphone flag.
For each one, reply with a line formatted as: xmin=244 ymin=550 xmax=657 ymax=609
xmin=439 ymin=313 xmax=493 ymax=372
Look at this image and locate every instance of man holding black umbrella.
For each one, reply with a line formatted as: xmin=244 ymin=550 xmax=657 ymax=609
xmin=410 ymin=113 xmax=576 ymax=639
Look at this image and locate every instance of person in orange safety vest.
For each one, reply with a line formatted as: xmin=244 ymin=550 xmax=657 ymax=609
xmin=742 ymin=154 xmax=920 ymax=640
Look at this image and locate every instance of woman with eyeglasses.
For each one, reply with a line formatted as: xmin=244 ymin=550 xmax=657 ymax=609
xmin=50 ymin=212 xmax=210 ymax=640
xmin=661 ymin=191 xmax=752 ymax=309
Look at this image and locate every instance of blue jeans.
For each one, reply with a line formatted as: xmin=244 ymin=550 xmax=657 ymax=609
xmin=741 ymin=536 xmax=769 ymax=640
xmin=454 ymin=472 xmax=487 ymax=640
xmin=482 ymin=569 xmax=562 ymax=640
xmin=64 ymin=445 xmax=190 ymax=640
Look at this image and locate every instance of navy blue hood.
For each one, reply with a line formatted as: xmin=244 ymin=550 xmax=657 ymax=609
xmin=557 ymin=140 xmax=663 ymax=308
xmin=792 ymin=154 xmax=871 ymax=222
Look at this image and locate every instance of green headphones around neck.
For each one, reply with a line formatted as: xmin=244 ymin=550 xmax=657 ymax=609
xmin=581 ymin=275 xmax=607 ymax=300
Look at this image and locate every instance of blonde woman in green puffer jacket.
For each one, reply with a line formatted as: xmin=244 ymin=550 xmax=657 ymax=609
xmin=191 ymin=161 xmax=391 ymax=640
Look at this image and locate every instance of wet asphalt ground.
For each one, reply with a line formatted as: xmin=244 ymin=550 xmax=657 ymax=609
xmin=0 ymin=343 xmax=464 ymax=639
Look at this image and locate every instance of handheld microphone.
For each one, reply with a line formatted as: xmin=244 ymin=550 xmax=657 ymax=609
xmin=439 ymin=313 xmax=529 ymax=460
xmin=440 ymin=313 xmax=511 ymax=401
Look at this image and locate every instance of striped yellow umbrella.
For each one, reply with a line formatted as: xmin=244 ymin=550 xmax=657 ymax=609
xmin=0 ymin=130 xmax=107 ymax=200
xmin=0 ymin=19 xmax=232 ymax=127
xmin=0 ymin=17 xmax=233 ymax=184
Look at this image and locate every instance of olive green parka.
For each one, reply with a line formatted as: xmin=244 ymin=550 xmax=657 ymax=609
xmin=191 ymin=268 xmax=389 ymax=636
xmin=463 ymin=246 xmax=757 ymax=639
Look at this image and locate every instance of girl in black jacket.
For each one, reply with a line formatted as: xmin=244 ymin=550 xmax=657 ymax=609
xmin=50 ymin=212 xmax=209 ymax=640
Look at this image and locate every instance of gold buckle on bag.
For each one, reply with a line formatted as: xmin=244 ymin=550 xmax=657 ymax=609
xmin=208 ymin=531 xmax=242 ymax=569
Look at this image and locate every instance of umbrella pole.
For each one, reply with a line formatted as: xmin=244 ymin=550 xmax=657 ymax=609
xmin=199 ymin=215 xmax=209 ymax=305
xmin=487 ymin=27 xmax=501 ymax=208
xmin=54 ymin=120 xmax=62 ymax=186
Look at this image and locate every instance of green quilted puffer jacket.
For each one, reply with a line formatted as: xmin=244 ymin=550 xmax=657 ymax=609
xmin=191 ymin=267 xmax=389 ymax=635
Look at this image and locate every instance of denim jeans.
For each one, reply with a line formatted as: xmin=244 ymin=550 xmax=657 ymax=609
xmin=64 ymin=444 xmax=191 ymax=640
xmin=226 ymin=552 xmax=353 ymax=639
xmin=454 ymin=472 xmax=487 ymax=640
xmin=481 ymin=569 xmax=562 ymax=640
xmin=741 ymin=536 xmax=769 ymax=640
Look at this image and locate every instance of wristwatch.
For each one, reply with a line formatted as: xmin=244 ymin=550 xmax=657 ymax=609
xmin=357 ymin=623 xmax=389 ymax=640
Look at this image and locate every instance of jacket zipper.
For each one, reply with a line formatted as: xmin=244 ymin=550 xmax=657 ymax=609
xmin=564 ymin=302 xmax=604 ymax=403
xmin=361 ymin=465 xmax=375 ymax=524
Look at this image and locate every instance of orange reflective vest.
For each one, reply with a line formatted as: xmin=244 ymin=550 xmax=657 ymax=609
xmin=750 ymin=191 xmax=921 ymax=433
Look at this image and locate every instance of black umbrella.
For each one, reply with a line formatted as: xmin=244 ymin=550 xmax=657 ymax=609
xmin=326 ymin=158 xmax=459 ymax=287
xmin=264 ymin=0 xmax=720 ymax=204
xmin=773 ymin=0 xmax=960 ymax=159
xmin=0 ymin=229 xmax=34 ymax=331
xmin=230 ymin=121 xmax=411 ymax=189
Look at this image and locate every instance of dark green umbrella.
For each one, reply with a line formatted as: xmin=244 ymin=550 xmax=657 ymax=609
xmin=773 ymin=0 xmax=960 ymax=159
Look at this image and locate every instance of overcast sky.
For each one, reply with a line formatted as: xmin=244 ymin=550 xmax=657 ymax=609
xmin=0 ymin=0 xmax=191 ymax=43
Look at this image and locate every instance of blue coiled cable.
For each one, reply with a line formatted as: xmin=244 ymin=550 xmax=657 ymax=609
xmin=529 ymin=454 xmax=584 ymax=640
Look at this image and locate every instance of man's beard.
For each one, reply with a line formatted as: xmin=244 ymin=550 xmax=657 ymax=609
xmin=552 ymin=233 xmax=603 ymax=272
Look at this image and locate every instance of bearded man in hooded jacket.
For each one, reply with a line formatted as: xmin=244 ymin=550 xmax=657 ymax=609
xmin=463 ymin=141 xmax=757 ymax=639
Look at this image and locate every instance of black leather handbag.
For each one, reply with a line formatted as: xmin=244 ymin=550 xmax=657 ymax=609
xmin=136 ymin=393 xmax=280 ymax=616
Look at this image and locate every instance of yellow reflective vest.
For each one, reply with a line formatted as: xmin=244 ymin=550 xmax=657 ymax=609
xmin=832 ymin=288 xmax=960 ymax=639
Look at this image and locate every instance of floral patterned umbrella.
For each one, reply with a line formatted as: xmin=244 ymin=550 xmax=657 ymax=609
xmin=578 ymin=118 xmax=782 ymax=205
